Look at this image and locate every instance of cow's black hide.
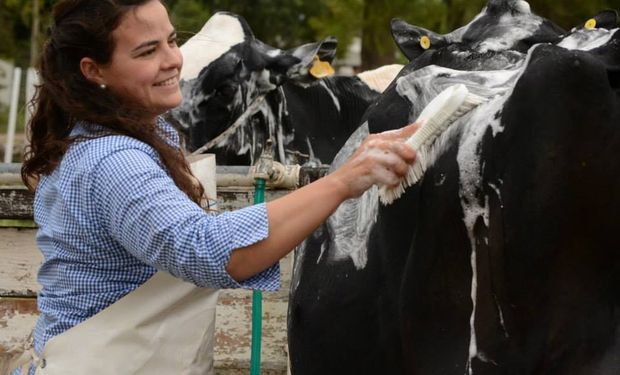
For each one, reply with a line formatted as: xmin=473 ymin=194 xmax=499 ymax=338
xmin=288 ymin=1 xmax=620 ymax=374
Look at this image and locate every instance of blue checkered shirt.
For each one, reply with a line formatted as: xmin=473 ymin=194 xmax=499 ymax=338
xmin=25 ymin=118 xmax=278 ymax=369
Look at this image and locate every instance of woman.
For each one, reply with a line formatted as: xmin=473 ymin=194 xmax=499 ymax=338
xmin=13 ymin=0 xmax=418 ymax=373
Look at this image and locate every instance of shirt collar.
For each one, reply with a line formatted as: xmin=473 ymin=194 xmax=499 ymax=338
xmin=70 ymin=116 xmax=181 ymax=149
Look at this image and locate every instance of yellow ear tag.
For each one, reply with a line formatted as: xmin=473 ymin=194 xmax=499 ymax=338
xmin=420 ymin=35 xmax=431 ymax=50
xmin=585 ymin=18 xmax=597 ymax=30
xmin=309 ymin=56 xmax=335 ymax=78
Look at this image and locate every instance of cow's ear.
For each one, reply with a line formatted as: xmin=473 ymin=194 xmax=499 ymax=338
xmin=214 ymin=11 xmax=256 ymax=40
xmin=591 ymin=9 xmax=619 ymax=30
xmin=391 ymin=18 xmax=443 ymax=62
xmin=281 ymin=36 xmax=338 ymax=83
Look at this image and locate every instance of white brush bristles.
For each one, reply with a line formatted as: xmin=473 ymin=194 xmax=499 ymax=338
xmin=379 ymin=84 xmax=486 ymax=205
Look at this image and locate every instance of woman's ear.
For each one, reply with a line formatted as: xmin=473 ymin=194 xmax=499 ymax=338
xmin=80 ymin=57 xmax=105 ymax=86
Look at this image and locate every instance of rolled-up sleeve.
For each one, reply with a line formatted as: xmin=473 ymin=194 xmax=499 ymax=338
xmin=89 ymin=146 xmax=279 ymax=291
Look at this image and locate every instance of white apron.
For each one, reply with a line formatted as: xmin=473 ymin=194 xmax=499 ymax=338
xmin=11 ymin=272 xmax=220 ymax=375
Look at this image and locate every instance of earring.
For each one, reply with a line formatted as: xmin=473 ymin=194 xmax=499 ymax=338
xmin=100 ymin=83 xmax=106 ymax=89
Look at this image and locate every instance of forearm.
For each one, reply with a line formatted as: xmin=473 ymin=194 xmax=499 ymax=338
xmin=225 ymin=174 xmax=348 ymax=281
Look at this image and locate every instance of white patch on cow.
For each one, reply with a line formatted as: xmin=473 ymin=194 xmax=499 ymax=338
xmin=258 ymin=70 xmax=277 ymax=92
xmin=304 ymin=138 xmax=320 ymax=166
xmin=207 ymin=69 xmax=283 ymax=164
xmin=558 ymin=28 xmax=618 ymax=51
xmin=487 ymin=181 xmax=504 ymax=208
xmin=477 ymin=351 xmax=500 ymax=366
xmin=274 ymin=92 xmax=288 ymax=163
xmin=319 ymin=80 xmax=341 ymax=112
xmin=515 ymin=0 xmax=531 ymax=14
xmin=477 ymin=14 xmax=543 ymax=53
xmin=493 ymin=293 xmax=510 ymax=338
xmin=180 ymin=13 xmax=245 ymax=80
xmin=356 ymin=64 xmax=404 ymax=93
xmin=459 ymin=102 xmax=498 ymax=373
xmin=450 ymin=50 xmax=525 ymax=71
xmin=266 ymin=49 xmax=282 ymax=58
xmin=276 ymin=121 xmax=286 ymax=162
xmin=323 ymin=123 xmax=379 ymax=270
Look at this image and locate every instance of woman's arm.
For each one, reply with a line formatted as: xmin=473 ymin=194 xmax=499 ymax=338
xmin=226 ymin=122 xmax=419 ymax=281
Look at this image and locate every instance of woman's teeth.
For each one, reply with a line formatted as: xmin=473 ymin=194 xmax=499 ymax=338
xmin=155 ymin=77 xmax=177 ymax=86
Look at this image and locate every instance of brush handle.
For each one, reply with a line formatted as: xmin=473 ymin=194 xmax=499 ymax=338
xmin=405 ymin=84 xmax=469 ymax=150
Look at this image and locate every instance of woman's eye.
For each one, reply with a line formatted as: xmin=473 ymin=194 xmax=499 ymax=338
xmin=168 ymin=37 xmax=178 ymax=46
xmin=140 ymin=48 xmax=156 ymax=57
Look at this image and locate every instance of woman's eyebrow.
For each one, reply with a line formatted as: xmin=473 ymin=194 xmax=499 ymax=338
xmin=131 ymin=30 xmax=177 ymax=52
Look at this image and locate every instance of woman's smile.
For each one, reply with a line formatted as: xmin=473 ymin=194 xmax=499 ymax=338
xmin=154 ymin=76 xmax=179 ymax=87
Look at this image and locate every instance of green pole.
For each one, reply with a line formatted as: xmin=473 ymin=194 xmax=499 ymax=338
xmin=250 ymin=177 xmax=266 ymax=375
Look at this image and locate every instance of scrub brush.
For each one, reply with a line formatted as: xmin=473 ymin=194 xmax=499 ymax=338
xmin=379 ymin=83 xmax=486 ymax=205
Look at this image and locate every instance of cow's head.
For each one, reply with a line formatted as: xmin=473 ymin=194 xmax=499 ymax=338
xmin=390 ymin=0 xmax=565 ymax=70
xmin=557 ymin=10 xmax=620 ymax=52
xmin=168 ymin=12 xmax=337 ymax=164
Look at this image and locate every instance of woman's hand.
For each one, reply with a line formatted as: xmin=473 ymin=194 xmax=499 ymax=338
xmin=329 ymin=122 xmax=420 ymax=199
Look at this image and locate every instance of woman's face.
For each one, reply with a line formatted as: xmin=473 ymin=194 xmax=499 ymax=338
xmin=99 ymin=0 xmax=183 ymax=120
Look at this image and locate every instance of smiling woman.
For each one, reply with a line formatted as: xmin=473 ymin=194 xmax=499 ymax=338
xmin=13 ymin=0 xmax=420 ymax=374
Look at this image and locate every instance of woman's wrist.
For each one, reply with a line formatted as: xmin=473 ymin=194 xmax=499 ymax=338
xmin=321 ymin=172 xmax=352 ymax=202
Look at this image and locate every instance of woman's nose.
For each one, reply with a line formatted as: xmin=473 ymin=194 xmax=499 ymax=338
xmin=163 ymin=43 xmax=183 ymax=70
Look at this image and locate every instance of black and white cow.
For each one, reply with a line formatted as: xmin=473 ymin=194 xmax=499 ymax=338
xmin=169 ymin=12 xmax=401 ymax=165
xmin=289 ymin=1 xmax=620 ymax=374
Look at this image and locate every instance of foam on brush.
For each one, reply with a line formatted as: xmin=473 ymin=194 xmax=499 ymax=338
xmin=379 ymin=84 xmax=486 ymax=205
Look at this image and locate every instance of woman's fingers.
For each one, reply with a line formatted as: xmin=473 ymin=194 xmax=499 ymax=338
xmin=377 ymin=121 xmax=422 ymax=141
xmin=397 ymin=121 xmax=422 ymax=139
xmin=366 ymin=138 xmax=416 ymax=166
xmin=390 ymin=141 xmax=416 ymax=165
xmin=331 ymin=122 xmax=421 ymax=199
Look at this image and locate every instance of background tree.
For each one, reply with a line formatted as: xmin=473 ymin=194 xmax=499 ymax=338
xmin=0 ymin=0 xmax=53 ymax=67
xmin=360 ymin=0 xmax=447 ymax=70
xmin=307 ymin=0 xmax=363 ymax=61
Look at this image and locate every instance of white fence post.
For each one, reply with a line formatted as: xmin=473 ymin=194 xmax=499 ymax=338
xmin=24 ymin=68 xmax=38 ymax=131
xmin=4 ymin=67 xmax=22 ymax=163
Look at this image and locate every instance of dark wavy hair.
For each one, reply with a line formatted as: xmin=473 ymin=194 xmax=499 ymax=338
xmin=21 ymin=0 xmax=206 ymax=206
